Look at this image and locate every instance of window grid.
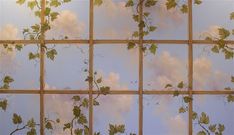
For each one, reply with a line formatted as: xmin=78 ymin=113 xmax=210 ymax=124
xmin=0 ymin=0 xmax=234 ymax=135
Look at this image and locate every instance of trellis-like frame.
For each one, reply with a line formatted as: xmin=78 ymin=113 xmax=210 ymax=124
xmin=0 ymin=0 xmax=234 ymax=135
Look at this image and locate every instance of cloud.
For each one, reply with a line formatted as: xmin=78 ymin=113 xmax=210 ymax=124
xmin=0 ymin=24 xmax=18 ymax=73
xmin=49 ymin=10 xmax=85 ymax=39
xmin=145 ymin=51 xmax=187 ymax=89
xmin=199 ymin=25 xmax=221 ymax=39
xmin=94 ymin=0 xmax=135 ymax=38
xmin=166 ymin=115 xmax=187 ymax=135
xmin=45 ymin=72 xmax=133 ymax=134
xmin=94 ymin=72 xmax=133 ymax=123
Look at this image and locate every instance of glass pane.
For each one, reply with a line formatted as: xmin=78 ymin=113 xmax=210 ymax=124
xmin=193 ymin=0 xmax=234 ymax=40
xmin=0 ymin=0 xmax=39 ymax=40
xmin=45 ymin=94 xmax=89 ymax=135
xmin=0 ymin=44 xmax=39 ymax=89
xmin=144 ymin=95 xmax=188 ymax=135
xmin=144 ymin=0 xmax=188 ymax=40
xmin=143 ymin=44 xmax=188 ymax=90
xmin=193 ymin=95 xmax=234 ymax=134
xmin=193 ymin=45 xmax=234 ymax=90
xmin=46 ymin=0 xmax=89 ymax=39
xmin=94 ymin=0 xmax=137 ymax=39
xmin=94 ymin=95 xmax=138 ymax=134
xmin=45 ymin=44 xmax=88 ymax=90
xmin=0 ymin=94 xmax=39 ymax=134
xmin=94 ymin=44 xmax=138 ymax=90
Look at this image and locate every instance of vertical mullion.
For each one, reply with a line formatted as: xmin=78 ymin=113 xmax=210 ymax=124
xmin=138 ymin=0 xmax=144 ymax=135
xmin=40 ymin=0 xmax=46 ymax=135
xmin=188 ymin=0 xmax=193 ymax=135
xmin=89 ymin=0 xmax=94 ymax=134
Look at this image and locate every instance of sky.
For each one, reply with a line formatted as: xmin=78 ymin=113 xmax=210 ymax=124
xmin=0 ymin=0 xmax=234 ymax=135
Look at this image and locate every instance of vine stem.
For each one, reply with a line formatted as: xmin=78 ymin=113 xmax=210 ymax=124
xmin=198 ymin=122 xmax=210 ymax=135
xmin=9 ymin=124 xmax=40 ymax=135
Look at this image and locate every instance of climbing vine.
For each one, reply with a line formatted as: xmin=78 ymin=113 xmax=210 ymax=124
xmin=0 ymin=0 xmax=234 ymax=135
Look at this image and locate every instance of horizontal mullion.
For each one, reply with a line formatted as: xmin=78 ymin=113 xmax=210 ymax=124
xmin=1 ymin=39 xmax=234 ymax=45
xmin=0 ymin=90 xmax=233 ymax=95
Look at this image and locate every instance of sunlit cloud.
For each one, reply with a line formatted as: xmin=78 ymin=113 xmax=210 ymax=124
xmin=0 ymin=24 xmax=18 ymax=73
xmin=49 ymin=10 xmax=85 ymax=39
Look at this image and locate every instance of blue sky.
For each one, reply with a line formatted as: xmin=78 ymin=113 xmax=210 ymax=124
xmin=0 ymin=0 xmax=234 ymax=135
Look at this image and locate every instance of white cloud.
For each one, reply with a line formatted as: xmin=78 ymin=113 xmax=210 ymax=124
xmin=45 ymin=72 xmax=133 ymax=133
xmin=49 ymin=10 xmax=85 ymax=39
xmin=166 ymin=115 xmax=187 ymax=135
xmin=199 ymin=25 xmax=221 ymax=39
xmin=94 ymin=72 xmax=133 ymax=124
xmin=0 ymin=24 xmax=18 ymax=73
xmin=145 ymin=51 xmax=187 ymax=89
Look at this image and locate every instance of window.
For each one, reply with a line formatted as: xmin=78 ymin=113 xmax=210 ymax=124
xmin=0 ymin=0 xmax=233 ymax=135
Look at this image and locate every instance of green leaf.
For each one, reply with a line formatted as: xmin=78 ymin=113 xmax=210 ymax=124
xmin=165 ymin=84 xmax=172 ymax=88
xmin=183 ymin=96 xmax=192 ymax=103
xmin=132 ymin=14 xmax=139 ymax=22
xmin=125 ymin=0 xmax=134 ymax=7
xmin=211 ymin=45 xmax=219 ymax=53
xmin=197 ymin=131 xmax=206 ymax=135
xmin=97 ymin=77 xmax=102 ymax=83
xmin=93 ymin=99 xmax=100 ymax=106
xmin=74 ymin=129 xmax=83 ymax=135
xmin=78 ymin=113 xmax=87 ymax=124
xmin=50 ymin=0 xmax=61 ymax=7
xmin=16 ymin=0 xmax=26 ymax=5
xmin=218 ymin=124 xmax=225 ymax=133
xmin=15 ymin=44 xmax=23 ymax=51
xmin=218 ymin=28 xmax=230 ymax=39
xmin=31 ymin=24 xmax=40 ymax=33
xmin=109 ymin=124 xmax=125 ymax=135
xmin=3 ymin=76 xmax=14 ymax=84
xmin=63 ymin=0 xmax=71 ymax=3
xmin=50 ymin=12 xmax=59 ymax=21
xmin=200 ymin=112 xmax=210 ymax=125
xmin=46 ymin=49 xmax=58 ymax=60
xmin=28 ymin=1 xmax=36 ymax=10
xmin=82 ymin=98 xmax=89 ymax=108
xmin=166 ymin=0 xmax=177 ymax=10
xmin=209 ymin=124 xmax=216 ymax=132
xmin=138 ymin=21 xmax=145 ymax=29
xmin=179 ymin=107 xmax=186 ymax=113
xmin=27 ymin=128 xmax=36 ymax=135
xmin=45 ymin=7 xmax=51 ymax=16
xmin=180 ymin=4 xmax=188 ymax=14
xmin=230 ymin=12 xmax=234 ymax=20
xmin=94 ymin=0 xmax=103 ymax=6
xmin=73 ymin=106 xmax=81 ymax=117
xmin=45 ymin=121 xmax=53 ymax=130
xmin=132 ymin=31 xmax=139 ymax=37
xmin=72 ymin=96 xmax=81 ymax=101
xmin=192 ymin=112 xmax=198 ymax=120
xmin=227 ymin=94 xmax=234 ymax=102
xmin=149 ymin=44 xmax=157 ymax=55
xmin=100 ymin=86 xmax=110 ymax=95
xmin=194 ymin=0 xmax=202 ymax=5
xmin=29 ymin=52 xmax=40 ymax=60
xmin=127 ymin=42 xmax=136 ymax=50
xmin=27 ymin=118 xmax=36 ymax=128
xmin=63 ymin=123 xmax=71 ymax=131
xmin=177 ymin=81 xmax=184 ymax=89
xmin=149 ymin=26 xmax=157 ymax=32
xmin=12 ymin=113 xmax=22 ymax=124
xmin=0 ymin=100 xmax=8 ymax=111
xmin=145 ymin=0 xmax=157 ymax=7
